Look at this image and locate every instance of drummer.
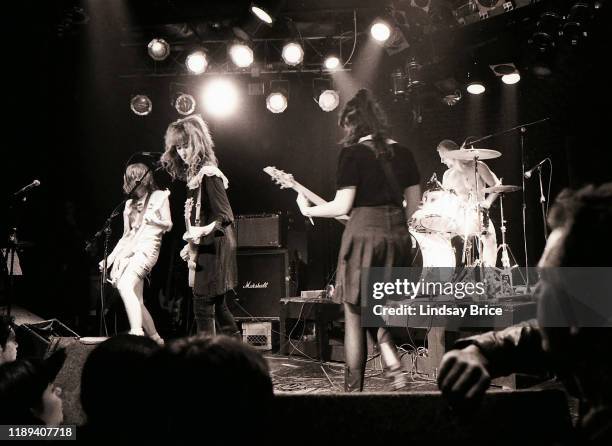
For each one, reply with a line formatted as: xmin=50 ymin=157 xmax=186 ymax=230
xmin=436 ymin=139 xmax=501 ymax=267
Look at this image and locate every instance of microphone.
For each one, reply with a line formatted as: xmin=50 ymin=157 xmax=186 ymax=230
xmin=524 ymin=159 xmax=547 ymax=179
xmin=14 ymin=179 xmax=41 ymax=196
xmin=141 ymin=151 xmax=163 ymax=157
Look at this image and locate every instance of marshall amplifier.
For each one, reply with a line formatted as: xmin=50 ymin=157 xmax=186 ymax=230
xmin=235 ymin=213 xmax=283 ymax=248
xmin=229 ymin=249 xmax=289 ymax=319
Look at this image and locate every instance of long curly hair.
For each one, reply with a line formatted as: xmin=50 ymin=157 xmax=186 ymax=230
xmin=338 ymin=88 xmax=392 ymax=157
xmin=161 ymin=114 xmax=218 ymax=181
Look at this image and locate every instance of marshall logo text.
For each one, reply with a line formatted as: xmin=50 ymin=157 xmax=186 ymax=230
xmin=243 ymin=281 xmax=269 ymax=289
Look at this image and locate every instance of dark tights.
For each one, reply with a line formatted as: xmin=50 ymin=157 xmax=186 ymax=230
xmin=343 ymin=302 xmax=396 ymax=392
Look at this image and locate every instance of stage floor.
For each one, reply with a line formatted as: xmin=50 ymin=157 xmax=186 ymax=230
xmin=264 ymin=353 xmax=439 ymax=393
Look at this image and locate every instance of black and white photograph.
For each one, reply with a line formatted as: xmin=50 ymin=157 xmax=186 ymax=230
xmin=1 ymin=0 xmax=611 ymax=443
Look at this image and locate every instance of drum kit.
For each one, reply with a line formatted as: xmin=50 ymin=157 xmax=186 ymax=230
xmin=409 ymin=147 xmax=522 ymax=296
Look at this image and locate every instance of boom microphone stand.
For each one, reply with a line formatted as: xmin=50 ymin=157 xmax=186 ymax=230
xmin=3 ymin=183 xmax=38 ymax=316
xmin=461 ymin=117 xmax=549 ymax=294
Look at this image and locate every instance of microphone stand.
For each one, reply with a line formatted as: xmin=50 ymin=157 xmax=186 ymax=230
xmin=87 ymin=156 xmax=161 ymax=336
xmin=519 ymin=127 xmax=530 ymax=293
xmin=537 ymin=165 xmax=548 ymax=241
xmin=460 ymin=117 xmax=549 ymax=294
xmin=3 ymin=187 xmax=36 ymax=317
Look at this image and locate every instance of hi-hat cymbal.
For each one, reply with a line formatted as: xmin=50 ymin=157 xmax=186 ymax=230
xmin=483 ymin=185 xmax=521 ymax=193
xmin=443 ymin=148 xmax=502 ymax=161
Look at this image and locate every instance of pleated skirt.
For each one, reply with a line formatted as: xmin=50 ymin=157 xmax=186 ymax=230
xmin=334 ymin=206 xmax=414 ymax=305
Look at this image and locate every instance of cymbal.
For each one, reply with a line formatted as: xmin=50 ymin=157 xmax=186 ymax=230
xmin=443 ymin=148 xmax=502 ymax=161
xmin=483 ymin=185 xmax=521 ymax=193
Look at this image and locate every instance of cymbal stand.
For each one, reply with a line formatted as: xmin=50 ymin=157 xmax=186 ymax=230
xmin=495 ymin=192 xmax=519 ymax=296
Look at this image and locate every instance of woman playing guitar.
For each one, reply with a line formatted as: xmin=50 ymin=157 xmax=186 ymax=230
xmin=296 ymin=89 xmax=421 ymax=391
xmin=100 ymin=163 xmax=171 ymax=345
xmin=161 ymin=115 xmax=239 ymax=337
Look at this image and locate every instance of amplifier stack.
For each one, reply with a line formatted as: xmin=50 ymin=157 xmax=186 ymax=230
xmin=231 ymin=213 xmax=290 ymax=351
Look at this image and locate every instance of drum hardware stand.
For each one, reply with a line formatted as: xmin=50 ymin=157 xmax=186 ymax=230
xmin=494 ymin=192 xmax=519 ymax=297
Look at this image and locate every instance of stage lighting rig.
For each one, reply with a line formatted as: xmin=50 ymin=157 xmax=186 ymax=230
xmin=147 ymin=38 xmax=170 ymax=61
xmin=130 ymin=95 xmax=152 ymax=116
xmin=174 ymin=93 xmax=197 ymax=116
xmin=281 ymin=42 xmax=304 ymax=66
xmin=202 ymin=78 xmax=239 ymax=118
xmin=229 ymin=42 xmax=254 ymax=68
xmin=266 ymin=80 xmax=289 ymax=113
xmin=490 ymin=63 xmax=521 ymax=85
xmin=186 ymin=50 xmax=208 ymax=75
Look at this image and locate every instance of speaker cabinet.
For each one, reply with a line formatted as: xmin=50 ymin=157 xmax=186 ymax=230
xmin=15 ymin=319 xmax=80 ymax=359
xmin=235 ymin=214 xmax=283 ymax=248
xmin=229 ymin=249 xmax=289 ymax=319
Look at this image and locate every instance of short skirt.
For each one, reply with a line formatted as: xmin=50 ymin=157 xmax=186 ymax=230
xmin=334 ymin=206 xmax=414 ymax=305
xmin=110 ymin=243 xmax=160 ymax=285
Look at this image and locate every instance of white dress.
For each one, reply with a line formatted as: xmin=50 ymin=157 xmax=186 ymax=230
xmin=106 ymin=190 xmax=172 ymax=284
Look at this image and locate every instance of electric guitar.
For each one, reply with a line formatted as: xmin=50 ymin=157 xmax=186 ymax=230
xmin=183 ymin=197 xmax=199 ymax=288
xmin=263 ymin=166 xmax=349 ymax=225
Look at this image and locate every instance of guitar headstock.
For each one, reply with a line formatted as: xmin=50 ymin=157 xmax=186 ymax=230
xmin=263 ymin=166 xmax=295 ymax=189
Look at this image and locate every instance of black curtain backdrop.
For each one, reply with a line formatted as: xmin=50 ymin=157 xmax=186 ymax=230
xmin=2 ymin=1 xmax=609 ymax=327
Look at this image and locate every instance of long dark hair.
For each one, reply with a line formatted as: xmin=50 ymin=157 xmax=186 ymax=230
xmin=338 ymin=88 xmax=392 ymax=158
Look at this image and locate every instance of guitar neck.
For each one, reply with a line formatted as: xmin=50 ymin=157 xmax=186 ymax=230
xmin=291 ymin=182 xmax=328 ymax=206
xmin=290 ymin=181 xmax=348 ymax=225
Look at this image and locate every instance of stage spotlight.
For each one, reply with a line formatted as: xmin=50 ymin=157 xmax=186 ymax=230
xmin=467 ymin=82 xmax=485 ymax=95
xmin=174 ymin=93 xmax=196 ymax=115
xmin=186 ymin=50 xmax=208 ymax=75
xmin=466 ymin=62 xmax=486 ymax=95
xmin=501 ymin=73 xmax=521 ymax=85
xmin=324 ymin=55 xmax=340 ymax=71
xmin=148 ymin=38 xmax=170 ymax=61
xmin=251 ymin=3 xmax=274 ymax=25
xmin=266 ymin=92 xmax=288 ymax=113
xmin=281 ymin=42 xmax=303 ymax=66
xmin=370 ymin=21 xmax=392 ymax=42
xmin=490 ymin=63 xmax=521 ymax=85
xmin=318 ymin=90 xmax=340 ymax=112
xmin=130 ymin=95 xmax=152 ymax=116
xmin=202 ymin=79 xmax=239 ymax=118
xmin=229 ymin=43 xmax=254 ymax=68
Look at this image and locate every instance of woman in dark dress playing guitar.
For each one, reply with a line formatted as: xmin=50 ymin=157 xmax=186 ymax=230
xmin=161 ymin=115 xmax=239 ymax=337
xmin=296 ymin=89 xmax=421 ymax=391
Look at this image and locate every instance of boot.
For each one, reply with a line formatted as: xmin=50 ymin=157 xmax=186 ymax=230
xmin=387 ymin=364 xmax=409 ymax=391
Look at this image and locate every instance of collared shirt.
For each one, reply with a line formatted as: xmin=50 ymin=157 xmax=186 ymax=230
xmin=358 ymin=134 xmax=398 ymax=145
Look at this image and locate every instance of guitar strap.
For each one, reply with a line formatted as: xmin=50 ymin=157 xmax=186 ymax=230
xmin=363 ymin=141 xmax=404 ymax=208
xmin=133 ymin=192 xmax=152 ymax=232
xmin=194 ymin=184 xmax=202 ymax=226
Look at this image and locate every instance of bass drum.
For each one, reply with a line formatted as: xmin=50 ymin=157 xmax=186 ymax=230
xmin=409 ymin=230 xmax=456 ymax=285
